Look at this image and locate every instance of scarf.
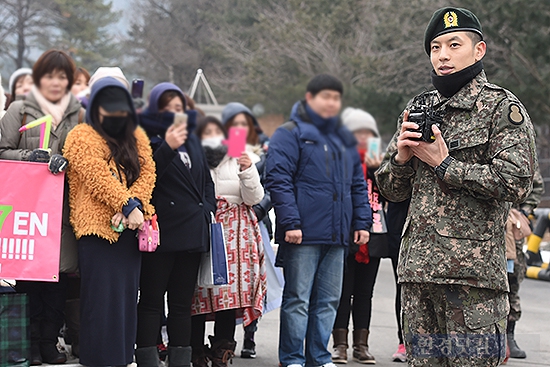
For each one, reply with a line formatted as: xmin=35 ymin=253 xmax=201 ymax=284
xmin=305 ymin=104 xmax=339 ymax=133
xmin=140 ymin=109 xmax=198 ymax=139
xmin=31 ymin=86 xmax=71 ymax=129
xmin=431 ymin=60 xmax=483 ymax=98
xmin=204 ymin=146 xmax=228 ymax=168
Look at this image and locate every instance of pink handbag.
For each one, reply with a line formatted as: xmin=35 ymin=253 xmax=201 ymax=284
xmin=138 ymin=214 xmax=160 ymax=252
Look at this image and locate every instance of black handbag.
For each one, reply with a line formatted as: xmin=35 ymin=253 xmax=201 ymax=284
xmin=368 ymin=207 xmax=390 ymax=258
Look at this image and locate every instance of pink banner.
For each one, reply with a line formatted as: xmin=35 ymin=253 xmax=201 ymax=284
xmin=0 ymin=160 xmax=64 ymax=282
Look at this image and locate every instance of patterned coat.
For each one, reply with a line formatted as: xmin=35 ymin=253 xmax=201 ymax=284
xmin=192 ymin=152 xmax=267 ymax=326
xmin=375 ymin=71 xmax=537 ymax=292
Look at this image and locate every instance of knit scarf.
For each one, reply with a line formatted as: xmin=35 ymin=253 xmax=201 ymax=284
xmin=31 ymin=86 xmax=71 ymax=130
xmin=204 ymin=146 xmax=228 ymax=168
xmin=140 ymin=109 xmax=198 ymax=139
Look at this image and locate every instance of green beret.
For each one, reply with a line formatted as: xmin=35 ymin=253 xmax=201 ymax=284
xmin=424 ymin=7 xmax=483 ymax=55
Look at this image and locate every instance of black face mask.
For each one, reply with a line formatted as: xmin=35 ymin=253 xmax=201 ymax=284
xmin=431 ymin=60 xmax=484 ymax=98
xmin=102 ymin=116 xmax=128 ymax=138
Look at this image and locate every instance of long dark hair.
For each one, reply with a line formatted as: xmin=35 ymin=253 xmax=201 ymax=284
xmin=91 ymin=106 xmax=142 ymax=187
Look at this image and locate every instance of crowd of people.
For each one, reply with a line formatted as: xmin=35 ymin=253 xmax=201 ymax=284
xmin=0 ymin=6 xmax=542 ymax=367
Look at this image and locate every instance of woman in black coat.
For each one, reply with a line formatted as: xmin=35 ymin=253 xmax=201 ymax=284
xmin=136 ymin=82 xmax=216 ymax=367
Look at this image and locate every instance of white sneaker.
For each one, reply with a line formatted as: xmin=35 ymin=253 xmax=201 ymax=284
xmin=319 ymin=363 xmax=338 ymax=367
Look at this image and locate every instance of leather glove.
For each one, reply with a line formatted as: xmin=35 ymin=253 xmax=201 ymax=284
xmin=48 ymin=154 xmax=68 ymax=175
xmin=28 ymin=148 xmax=51 ymax=163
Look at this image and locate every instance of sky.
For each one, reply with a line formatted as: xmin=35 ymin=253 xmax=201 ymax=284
xmin=111 ymin=0 xmax=132 ymax=34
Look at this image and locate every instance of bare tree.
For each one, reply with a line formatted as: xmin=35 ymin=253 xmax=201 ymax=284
xmin=0 ymin=0 xmax=57 ymax=68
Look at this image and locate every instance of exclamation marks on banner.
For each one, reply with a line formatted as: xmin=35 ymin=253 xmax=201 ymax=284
xmin=1 ymin=238 xmax=7 ymax=259
xmin=1 ymin=238 xmax=34 ymax=260
xmin=22 ymin=239 xmax=28 ymax=260
xmin=28 ymin=239 xmax=34 ymax=260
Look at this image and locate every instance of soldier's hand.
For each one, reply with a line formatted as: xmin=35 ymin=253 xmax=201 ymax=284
xmin=354 ymin=230 xmax=370 ymax=245
xmin=411 ymin=124 xmax=449 ymax=168
xmin=285 ymin=229 xmax=302 ymax=244
xmin=395 ymin=111 xmax=421 ymax=165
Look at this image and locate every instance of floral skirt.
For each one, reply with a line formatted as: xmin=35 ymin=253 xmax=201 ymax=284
xmin=191 ymin=198 xmax=266 ymax=326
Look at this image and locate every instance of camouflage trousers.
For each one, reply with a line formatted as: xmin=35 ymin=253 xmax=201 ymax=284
xmin=402 ymin=282 xmax=509 ymax=366
xmin=508 ymin=239 xmax=527 ymax=323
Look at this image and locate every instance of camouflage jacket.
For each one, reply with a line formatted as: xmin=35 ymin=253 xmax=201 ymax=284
xmin=375 ymin=71 xmax=537 ymax=292
xmin=519 ymin=165 xmax=544 ymax=215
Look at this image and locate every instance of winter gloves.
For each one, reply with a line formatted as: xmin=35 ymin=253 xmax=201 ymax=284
xmin=28 ymin=148 xmax=68 ymax=175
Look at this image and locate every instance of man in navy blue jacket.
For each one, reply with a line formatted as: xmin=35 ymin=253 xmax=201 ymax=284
xmin=266 ymin=74 xmax=373 ymax=367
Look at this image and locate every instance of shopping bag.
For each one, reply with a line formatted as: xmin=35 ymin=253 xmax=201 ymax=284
xmin=198 ymin=215 xmax=229 ymax=287
xmin=260 ymin=222 xmax=284 ymax=314
xmin=0 ymin=292 xmax=29 ymax=367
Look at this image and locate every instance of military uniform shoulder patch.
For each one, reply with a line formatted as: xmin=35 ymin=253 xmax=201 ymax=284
xmin=508 ymin=103 xmax=524 ymax=125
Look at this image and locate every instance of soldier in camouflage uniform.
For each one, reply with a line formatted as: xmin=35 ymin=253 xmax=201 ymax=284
xmin=375 ymin=7 xmax=537 ymax=367
xmin=506 ymin=168 xmax=544 ymax=359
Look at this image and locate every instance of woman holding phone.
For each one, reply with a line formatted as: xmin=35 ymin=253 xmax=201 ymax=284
xmin=220 ymin=103 xmax=273 ymax=359
xmin=190 ymin=116 xmax=266 ymax=367
xmin=136 ymin=82 xmax=215 ymax=367
xmin=331 ymin=107 xmax=387 ymax=365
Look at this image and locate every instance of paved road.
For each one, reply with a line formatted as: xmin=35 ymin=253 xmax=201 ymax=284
xmin=230 ymin=257 xmax=550 ymax=367
xmin=60 ymin=256 xmax=550 ymax=367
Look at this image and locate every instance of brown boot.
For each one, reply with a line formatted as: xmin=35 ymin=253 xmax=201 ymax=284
xmin=209 ymin=336 xmax=236 ymax=367
xmin=353 ymin=329 xmax=375 ymax=364
xmin=191 ymin=345 xmax=209 ymax=367
xmin=331 ymin=328 xmax=348 ymax=364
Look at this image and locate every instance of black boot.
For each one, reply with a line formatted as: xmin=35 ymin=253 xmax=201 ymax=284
xmin=507 ymin=321 xmax=526 ymax=358
xmin=241 ymin=323 xmax=257 ymax=359
xmin=39 ymin=320 xmax=66 ymax=364
xmin=525 ymin=250 xmax=543 ymax=267
xmin=30 ymin=321 xmax=42 ymax=365
xmin=167 ymin=346 xmax=192 ymax=367
xmin=64 ymin=299 xmax=80 ymax=358
xmin=135 ymin=346 xmax=160 ymax=367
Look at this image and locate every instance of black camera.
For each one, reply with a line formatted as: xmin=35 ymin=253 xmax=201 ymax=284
xmin=407 ymin=94 xmax=443 ymax=144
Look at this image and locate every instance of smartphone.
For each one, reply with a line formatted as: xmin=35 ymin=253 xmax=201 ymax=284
xmin=367 ymin=137 xmax=381 ymax=159
xmin=131 ymin=79 xmax=144 ymax=99
xmin=224 ymin=127 xmax=247 ymax=158
xmin=172 ymin=113 xmax=188 ymax=127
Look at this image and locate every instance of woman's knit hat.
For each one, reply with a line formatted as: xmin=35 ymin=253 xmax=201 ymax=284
xmin=341 ymin=107 xmax=379 ymax=137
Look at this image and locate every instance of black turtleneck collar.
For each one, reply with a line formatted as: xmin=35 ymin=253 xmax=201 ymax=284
xmin=431 ymin=61 xmax=483 ymax=98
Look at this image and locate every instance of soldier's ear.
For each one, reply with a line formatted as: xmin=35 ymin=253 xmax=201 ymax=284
xmin=474 ymin=41 xmax=486 ymax=62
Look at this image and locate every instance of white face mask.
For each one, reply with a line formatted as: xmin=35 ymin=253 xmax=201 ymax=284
xmin=201 ymin=136 xmax=224 ymax=149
